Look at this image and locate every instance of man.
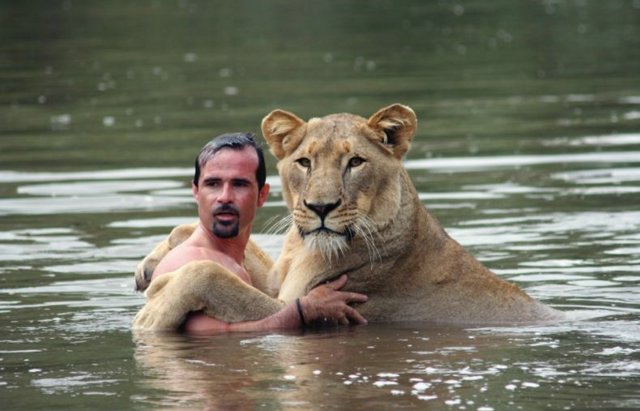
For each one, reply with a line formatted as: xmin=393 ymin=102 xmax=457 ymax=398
xmin=151 ymin=132 xmax=367 ymax=333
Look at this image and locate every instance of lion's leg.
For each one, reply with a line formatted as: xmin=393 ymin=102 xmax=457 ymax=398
xmin=133 ymin=260 xmax=284 ymax=330
xmin=133 ymin=270 xmax=193 ymax=330
xmin=134 ymin=222 xmax=197 ymax=291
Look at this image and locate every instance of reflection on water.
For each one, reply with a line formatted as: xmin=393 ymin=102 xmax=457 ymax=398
xmin=131 ymin=323 xmax=639 ymax=410
xmin=1 ymin=0 xmax=640 ymax=409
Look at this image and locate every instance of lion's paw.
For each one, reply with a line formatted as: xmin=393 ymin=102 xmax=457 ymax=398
xmin=134 ymin=222 xmax=197 ymax=291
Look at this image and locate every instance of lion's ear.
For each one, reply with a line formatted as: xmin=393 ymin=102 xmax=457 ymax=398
xmin=367 ymin=104 xmax=417 ymax=159
xmin=261 ymin=109 xmax=307 ymax=160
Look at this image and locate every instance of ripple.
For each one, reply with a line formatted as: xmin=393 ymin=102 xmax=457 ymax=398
xmin=418 ymin=191 xmax=504 ymax=201
xmin=567 ymin=186 xmax=640 ymax=196
xmin=0 ymin=195 xmax=193 ymax=216
xmin=17 ymin=180 xmax=184 ymax=196
xmin=458 ymin=211 xmax=640 ymax=238
xmin=568 ymin=279 xmax=620 ymax=287
xmin=1 ymin=277 xmax=131 ymax=295
xmin=108 ymin=217 xmax=195 ymax=229
xmin=543 ymin=133 xmax=640 ymax=147
xmin=404 ymin=151 xmax=640 ymax=172
xmin=0 ymin=228 xmax=150 ymax=264
xmin=44 ymin=260 xmax=137 ymax=274
xmin=582 ymin=360 xmax=640 ymax=377
xmin=0 ymin=168 xmax=191 ymax=183
xmin=32 ymin=373 xmax=119 ymax=394
xmin=552 ymin=167 xmax=640 ymax=184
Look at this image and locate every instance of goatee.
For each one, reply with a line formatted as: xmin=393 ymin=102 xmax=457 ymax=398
xmin=212 ymin=221 xmax=240 ymax=238
xmin=212 ymin=204 xmax=240 ymax=238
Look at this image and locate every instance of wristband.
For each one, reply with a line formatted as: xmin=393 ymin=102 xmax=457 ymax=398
xmin=295 ymin=298 xmax=307 ymax=327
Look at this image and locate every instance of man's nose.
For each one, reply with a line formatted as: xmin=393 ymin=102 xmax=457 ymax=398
xmin=217 ymin=183 xmax=234 ymax=203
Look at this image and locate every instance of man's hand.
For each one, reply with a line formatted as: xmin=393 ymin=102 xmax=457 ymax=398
xmin=299 ymin=275 xmax=368 ymax=326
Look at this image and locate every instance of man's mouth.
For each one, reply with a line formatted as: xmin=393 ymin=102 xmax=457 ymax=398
xmin=213 ymin=205 xmax=239 ymax=221
xmin=215 ymin=214 xmax=237 ymax=223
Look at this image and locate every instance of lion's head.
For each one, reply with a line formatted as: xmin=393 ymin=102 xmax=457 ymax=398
xmin=261 ymin=104 xmax=417 ymax=262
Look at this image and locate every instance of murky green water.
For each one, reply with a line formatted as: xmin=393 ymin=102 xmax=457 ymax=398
xmin=1 ymin=1 xmax=639 ymax=410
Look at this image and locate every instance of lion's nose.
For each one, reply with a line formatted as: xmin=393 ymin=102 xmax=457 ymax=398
xmin=304 ymin=199 xmax=341 ymax=219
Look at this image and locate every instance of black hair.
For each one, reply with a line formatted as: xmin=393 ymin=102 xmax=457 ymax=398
xmin=193 ymin=132 xmax=267 ymax=190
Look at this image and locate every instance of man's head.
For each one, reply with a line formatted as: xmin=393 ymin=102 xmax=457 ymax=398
xmin=194 ymin=132 xmax=267 ymax=191
xmin=192 ymin=132 xmax=270 ymax=240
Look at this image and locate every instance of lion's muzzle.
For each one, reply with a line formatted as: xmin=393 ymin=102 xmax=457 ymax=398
xmin=304 ymin=199 xmax=342 ymax=220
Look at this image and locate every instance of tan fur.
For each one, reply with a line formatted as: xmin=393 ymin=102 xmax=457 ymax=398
xmin=134 ymin=223 xmax=275 ymax=295
xmin=133 ymin=260 xmax=284 ymax=329
xmin=133 ymin=104 xmax=563 ymax=330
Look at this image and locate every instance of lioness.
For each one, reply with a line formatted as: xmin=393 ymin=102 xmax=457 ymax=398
xmin=133 ymin=104 xmax=562 ymax=329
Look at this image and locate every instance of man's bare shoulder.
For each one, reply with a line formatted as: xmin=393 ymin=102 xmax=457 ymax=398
xmin=151 ymin=241 xmax=245 ymax=281
xmin=152 ymin=243 xmax=215 ymax=279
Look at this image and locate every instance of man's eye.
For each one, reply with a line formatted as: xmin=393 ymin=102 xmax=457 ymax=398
xmin=296 ymin=158 xmax=311 ymax=168
xmin=348 ymin=156 xmax=365 ymax=168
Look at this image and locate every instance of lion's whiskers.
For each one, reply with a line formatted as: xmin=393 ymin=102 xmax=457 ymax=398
xmin=300 ymin=211 xmax=382 ymax=268
xmin=352 ymin=213 xmax=382 ymax=268
xmin=264 ymin=214 xmax=293 ymax=236
xmin=304 ymin=232 xmax=348 ymax=265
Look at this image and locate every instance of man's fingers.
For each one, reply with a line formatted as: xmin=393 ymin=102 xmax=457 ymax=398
xmin=345 ymin=306 xmax=368 ymax=325
xmin=343 ymin=291 xmax=368 ymax=304
xmin=326 ymin=274 xmax=348 ymax=290
xmin=304 ymin=275 xmax=368 ymax=327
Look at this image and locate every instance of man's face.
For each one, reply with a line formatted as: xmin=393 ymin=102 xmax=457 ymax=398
xmin=193 ymin=147 xmax=269 ymax=239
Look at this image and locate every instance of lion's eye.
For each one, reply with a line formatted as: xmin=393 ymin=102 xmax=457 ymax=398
xmin=348 ymin=156 xmax=365 ymax=168
xmin=296 ymin=157 xmax=311 ymax=168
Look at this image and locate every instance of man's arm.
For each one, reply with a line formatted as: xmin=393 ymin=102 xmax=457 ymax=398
xmin=144 ymin=247 xmax=367 ymax=333
xmin=182 ymin=274 xmax=368 ymax=333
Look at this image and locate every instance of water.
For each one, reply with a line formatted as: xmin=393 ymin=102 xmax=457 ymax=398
xmin=1 ymin=0 xmax=640 ymax=409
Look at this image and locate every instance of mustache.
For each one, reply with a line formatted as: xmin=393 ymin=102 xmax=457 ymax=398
xmin=213 ymin=204 xmax=239 ymax=216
